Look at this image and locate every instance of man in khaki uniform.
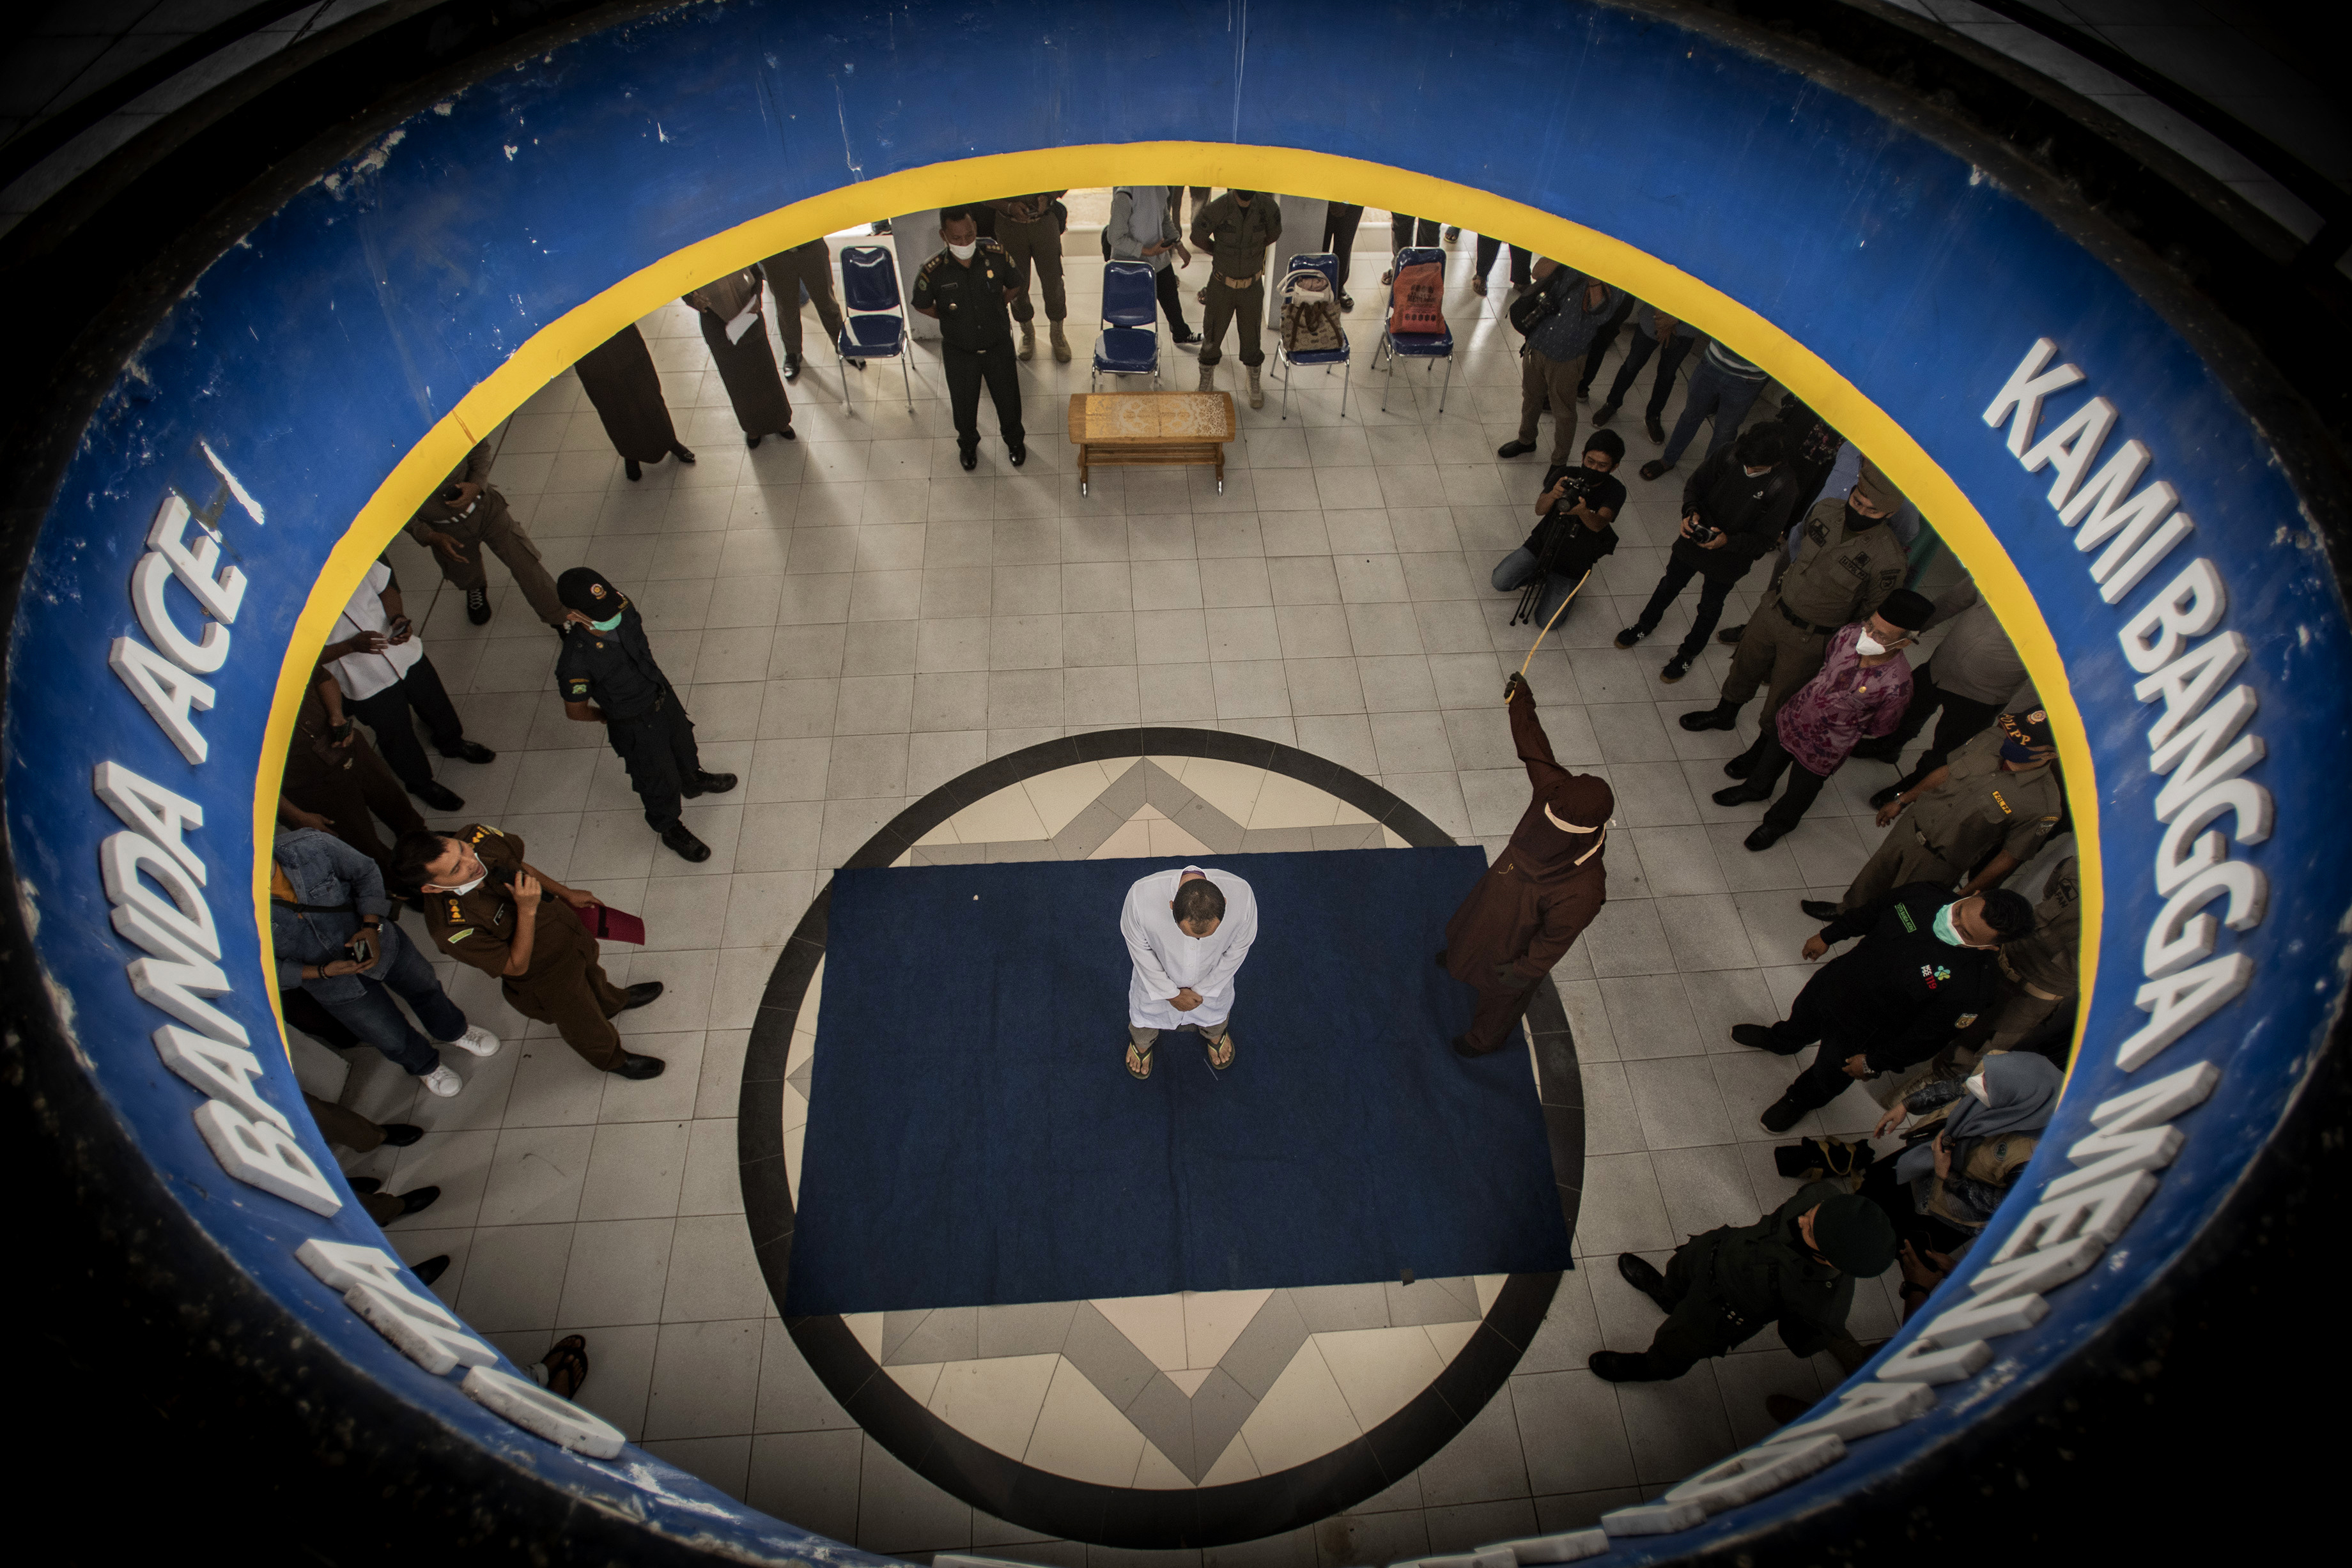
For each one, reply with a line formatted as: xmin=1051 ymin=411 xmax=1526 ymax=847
xmin=405 ymin=438 xmax=566 ymax=630
xmin=760 ymin=238 xmax=851 ymax=380
xmin=1805 ymin=712 xmax=2062 ymax=918
xmin=1680 ymin=458 xmax=1912 ymax=750
xmin=990 ymin=192 xmax=1069 ymax=362
xmin=1979 ymin=854 xmax=2079 ymax=1054
xmin=399 ymin=824 xmax=669 ymax=1080
xmin=1189 ymin=188 xmax=1282 ymax=407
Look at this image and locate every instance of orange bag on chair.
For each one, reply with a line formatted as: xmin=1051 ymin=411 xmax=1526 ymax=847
xmin=1391 ymin=260 xmax=1445 ymax=334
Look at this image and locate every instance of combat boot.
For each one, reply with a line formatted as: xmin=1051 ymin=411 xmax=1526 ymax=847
xmin=1018 ymin=322 xmax=1036 ymax=362
xmin=1247 ymin=365 xmax=1264 ymax=409
xmin=1050 ymin=320 xmax=1071 ymax=362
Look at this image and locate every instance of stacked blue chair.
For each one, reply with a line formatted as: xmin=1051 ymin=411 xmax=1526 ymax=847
xmin=1092 ymin=260 xmax=1161 ymax=391
xmin=836 ymin=245 xmax=916 ymax=415
xmin=1273 ymin=252 xmax=1350 ymax=422
xmin=1375 ymin=245 xmax=1455 ymax=413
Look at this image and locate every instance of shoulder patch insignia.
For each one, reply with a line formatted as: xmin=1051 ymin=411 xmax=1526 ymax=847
xmin=1894 ymin=902 xmax=1917 ymax=933
xmin=443 ymin=898 xmax=463 ymax=921
xmin=1954 ymin=1013 xmax=1979 ymax=1029
xmin=1991 ymin=789 xmax=2013 ymax=815
xmin=467 ymin=822 xmax=504 ymax=842
xmin=2040 ymin=814 xmax=2060 ymax=822
xmin=449 ymin=928 xmax=474 ymax=942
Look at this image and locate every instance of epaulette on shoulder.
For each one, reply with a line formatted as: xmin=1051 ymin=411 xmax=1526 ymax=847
xmin=443 ymin=897 xmax=465 ymax=923
xmin=467 ymin=823 xmax=504 ymax=843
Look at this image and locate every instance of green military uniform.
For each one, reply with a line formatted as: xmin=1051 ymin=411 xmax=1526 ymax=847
xmin=422 ymin=824 xmax=630 ymax=1071
xmin=1841 ymin=725 xmax=2062 ymax=911
xmin=1718 ymin=493 xmax=1910 ymax=730
xmin=990 ymin=192 xmax=1069 ymax=341
xmin=1188 ymin=192 xmax=1283 ymax=370
xmin=1615 ymin=1181 xmax=1862 ymax=1379
xmin=402 ymin=438 xmax=566 ymax=629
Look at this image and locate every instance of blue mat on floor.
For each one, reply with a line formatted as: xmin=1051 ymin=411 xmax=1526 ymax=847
xmin=784 ymin=848 xmax=1574 ymax=1315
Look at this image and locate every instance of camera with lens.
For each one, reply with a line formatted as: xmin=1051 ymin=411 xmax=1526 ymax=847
xmin=1686 ymin=514 xmax=1722 ymax=546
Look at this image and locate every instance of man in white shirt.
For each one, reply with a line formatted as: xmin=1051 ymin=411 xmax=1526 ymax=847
xmin=322 ymin=559 xmax=494 ymax=813
xmin=1120 ymin=865 xmax=1258 ymax=1078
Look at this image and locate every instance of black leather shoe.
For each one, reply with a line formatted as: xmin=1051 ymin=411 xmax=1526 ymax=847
xmin=438 ymin=740 xmax=497 ymax=764
xmin=623 ymin=981 xmax=665 ymax=1010
xmin=1617 ymin=1252 xmax=1674 ymax=1311
xmin=379 ymin=1123 xmax=424 ymax=1147
xmin=1680 ymin=703 xmax=1738 ymax=732
xmin=348 ymin=1176 xmax=382 ymax=1194
xmin=1614 ymin=625 xmax=1647 ymax=649
xmin=1744 ymin=823 xmax=1786 ymax=852
xmin=415 ymin=781 xmax=465 ymax=811
xmin=779 ymin=425 xmax=797 ymax=441
xmin=672 ymin=443 xmax=697 ymax=464
xmin=784 ymin=353 xmax=802 ymax=381
xmin=1869 ymin=783 xmax=1903 ymax=810
xmin=1592 ymin=401 xmax=1620 ymax=427
xmin=1713 ymin=784 xmax=1768 ymax=806
xmin=1848 ymin=738 xmax=1901 ymax=762
xmin=662 ymin=822 xmax=712 ymax=862
xmin=1589 ymin=1351 xmax=1648 ymax=1383
xmin=1660 ymin=656 xmax=1691 ymax=683
xmin=465 ymin=585 xmax=491 ymax=624
xmin=624 ymin=457 xmax=643 ymax=481
xmin=1644 ymin=414 xmax=1666 ymax=444
xmin=1761 ymin=1093 xmax=1808 ymax=1134
xmin=681 ymin=771 xmax=738 ymax=797
xmin=1007 ymin=443 xmax=1026 ymax=468
xmin=1716 ymin=622 xmax=1746 ymax=645
xmin=1496 ymin=440 xmax=1536 ymax=459
xmin=1722 ymin=750 xmax=1758 ymax=780
xmin=412 ymin=1255 xmax=451 ymax=1287
xmin=397 ymin=1185 xmax=442 ymax=1217
xmin=959 ymin=448 xmax=979 ymax=472
xmin=1800 ymin=899 xmax=1843 ymax=922
xmin=615 ymin=1053 xmax=668 ymax=1080
xmin=1731 ymin=1023 xmax=1792 ymax=1053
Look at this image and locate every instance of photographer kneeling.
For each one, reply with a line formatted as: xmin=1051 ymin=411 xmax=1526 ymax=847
xmin=272 ymin=828 xmax=500 ymax=1100
xmin=1491 ymin=429 xmax=1627 ymax=627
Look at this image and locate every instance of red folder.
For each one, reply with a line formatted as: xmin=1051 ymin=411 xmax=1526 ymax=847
xmin=571 ymin=902 xmax=646 ymax=945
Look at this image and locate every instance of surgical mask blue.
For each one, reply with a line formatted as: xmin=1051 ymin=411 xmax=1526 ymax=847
xmin=1933 ymin=903 xmax=1967 ymax=946
xmin=2000 ymin=739 xmax=2039 ymax=764
xmin=588 ymin=610 xmax=624 ymax=633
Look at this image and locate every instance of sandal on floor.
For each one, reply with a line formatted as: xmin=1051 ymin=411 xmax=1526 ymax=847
xmin=1126 ymin=1040 xmax=1154 ymax=1079
xmin=539 ymin=1334 xmax=590 ymax=1400
xmin=1204 ymin=1032 xmax=1236 ymax=1070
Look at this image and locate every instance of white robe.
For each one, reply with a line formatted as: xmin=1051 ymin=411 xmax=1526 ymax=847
xmin=1122 ymin=865 xmax=1258 ymax=1030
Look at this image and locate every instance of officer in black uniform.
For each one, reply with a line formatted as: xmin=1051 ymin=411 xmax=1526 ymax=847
xmin=911 ymin=205 xmax=1026 ymax=472
xmin=552 ymin=568 xmax=737 ymax=863
xmin=1734 ymin=881 xmax=2034 ymax=1131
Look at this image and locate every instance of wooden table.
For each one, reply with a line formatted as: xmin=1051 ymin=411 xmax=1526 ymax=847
xmin=1067 ymin=391 xmax=1237 ymax=495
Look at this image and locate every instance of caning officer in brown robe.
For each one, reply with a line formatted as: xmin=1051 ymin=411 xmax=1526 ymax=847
xmin=575 ymin=323 xmax=695 ymax=482
xmin=1439 ymin=674 xmax=1613 ymax=1057
xmin=684 ymin=268 xmax=796 ymax=447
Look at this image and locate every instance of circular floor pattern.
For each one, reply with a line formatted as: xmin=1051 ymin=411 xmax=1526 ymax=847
xmin=739 ymin=728 xmax=1585 ymax=1547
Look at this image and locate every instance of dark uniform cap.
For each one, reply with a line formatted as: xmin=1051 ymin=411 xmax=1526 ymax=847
xmin=1876 ymin=588 xmax=1933 ymax=631
xmin=1853 ymin=457 xmax=1907 ymax=513
xmin=557 ymin=567 xmax=624 ymax=616
xmin=1999 ymin=709 xmax=2055 ymax=748
xmin=1810 ymin=1192 xmax=1897 ymax=1275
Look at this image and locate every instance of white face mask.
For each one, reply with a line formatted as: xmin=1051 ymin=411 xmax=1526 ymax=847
xmin=1743 ymin=464 xmax=1770 ymax=477
xmin=442 ymin=873 xmax=485 ymax=896
xmin=1964 ymin=1070 xmax=1992 ymax=1105
xmin=947 ymin=240 xmax=977 ymax=261
xmin=1855 ymin=633 xmax=1889 ymax=657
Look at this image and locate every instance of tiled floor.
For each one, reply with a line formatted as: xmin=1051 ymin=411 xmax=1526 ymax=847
xmin=313 ymin=223 xmax=2070 ymax=1562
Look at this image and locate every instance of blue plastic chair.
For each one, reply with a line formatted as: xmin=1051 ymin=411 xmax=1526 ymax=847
xmin=1375 ymin=246 xmax=1455 ymax=413
xmin=1092 ymin=260 xmax=1161 ymax=392
xmin=835 ymin=245 xmax=915 ymax=415
xmin=1273 ymin=252 xmax=1350 ymax=422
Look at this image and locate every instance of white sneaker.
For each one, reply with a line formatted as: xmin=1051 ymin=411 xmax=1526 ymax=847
xmin=421 ymin=1065 xmax=465 ymax=1098
xmin=439 ymin=1024 xmax=501 ymax=1058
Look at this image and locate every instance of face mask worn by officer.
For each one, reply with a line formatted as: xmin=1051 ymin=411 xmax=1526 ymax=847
xmin=1932 ymin=903 xmax=1990 ymax=949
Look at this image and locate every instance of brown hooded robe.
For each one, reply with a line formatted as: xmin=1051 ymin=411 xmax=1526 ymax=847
xmin=1443 ymin=684 xmax=1613 ymax=1054
xmin=575 ymin=324 xmax=681 ymax=463
xmin=685 ymin=269 xmax=793 ymax=438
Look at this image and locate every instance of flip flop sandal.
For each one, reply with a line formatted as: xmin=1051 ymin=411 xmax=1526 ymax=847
xmin=1204 ymin=1033 xmax=1236 ymax=1070
xmin=1126 ymin=1041 xmax=1154 ymax=1079
xmin=539 ymin=1334 xmax=591 ymax=1399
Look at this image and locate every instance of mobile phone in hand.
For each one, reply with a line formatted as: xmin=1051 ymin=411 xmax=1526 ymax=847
xmin=344 ymin=930 xmax=376 ymax=967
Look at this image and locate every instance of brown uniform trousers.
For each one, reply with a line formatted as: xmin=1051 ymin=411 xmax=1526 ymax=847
xmin=1720 ymin=600 xmax=1832 ymax=733
xmin=302 ymin=1094 xmax=409 ymax=1226
xmin=762 ymin=240 xmax=847 ymax=360
xmin=1517 ymin=348 xmax=1588 ymax=467
xmin=414 ymin=488 xmax=566 ymax=629
xmin=1199 ymin=276 xmax=1265 ymax=367
xmin=994 ymin=213 xmax=1067 ymax=324
xmin=426 ymin=826 xmax=631 ymax=1071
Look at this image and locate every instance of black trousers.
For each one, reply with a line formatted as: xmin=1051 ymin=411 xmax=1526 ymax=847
xmin=1390 ymin=213 xmax=1440 ymax=251
xmin=1739 ymin=732 xmax=1834 ymax=836
xmin=349 ymin=657 xmax=466 ymax=794
xmin=1474 ymin=234 xmax=1533 ymax=287
xmin=1155 ymin=266 xmax=1195 ymax=339
xmin=1322 ymin=203 xmax=1363 ymax=292
xmin=945 ymin=339 xmax=1025 ymax=454
xmin=608 ymin=699 xmax=701 ymax=831
xmin=1603 ymin=330 xmax=1696 ymax=420
xmin=1868 ymin=660 xmax=2004 ymax=787
xmin=1772 ymin=985 xmax=1872 ymax=1114
xmin=1575 ymin=295 xmax=1639 ymax=394
xmin=1634 ymin=555 xmax=1739 ymax=661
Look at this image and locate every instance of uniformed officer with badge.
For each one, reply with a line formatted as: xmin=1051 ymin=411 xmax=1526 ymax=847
xmin=1806 ymin=710 xmax=2062 ymax=920
xmin=553 ymin=568 xmax=737 ymax=864
xmin=911 ymin=206 xmax=1026 ymax=473
xmin=397 ymin=824 xmax=668 ymax=1081
xmin=1588 ymin=1181 xmax=1896 ymax=1383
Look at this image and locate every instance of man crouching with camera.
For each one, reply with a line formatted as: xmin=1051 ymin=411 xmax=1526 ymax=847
xmin=398 ymin=824 xmax=669 ymax=1081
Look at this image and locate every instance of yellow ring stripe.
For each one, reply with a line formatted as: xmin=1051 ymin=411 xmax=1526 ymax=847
xmin=255 ymin=142 xmax=2098 ymax=1080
